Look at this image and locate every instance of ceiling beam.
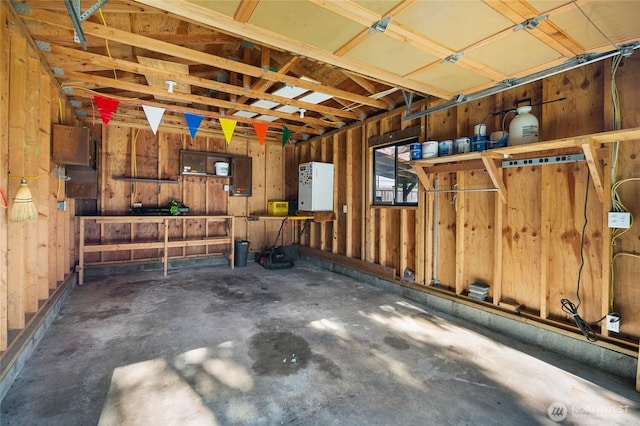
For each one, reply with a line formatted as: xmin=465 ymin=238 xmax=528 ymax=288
xmin=132 ymin=0 xmax=452 ymax=98
xmin=312 ymin=0 xmax=507 ymax=85
xmin=234 ymin=0 xmax=260 ymax=23
xmin=42 ymin=44 xmax=360 ymax=121
xmin=483 ymin=0 xmax=584 ymax=57
xmin=71 ymin=94 xmax=322 ymax=136
xmin=61 ymin=70 xmax=336 ymax=129
xmin=20 ymin=7 xmax=389 ymax=110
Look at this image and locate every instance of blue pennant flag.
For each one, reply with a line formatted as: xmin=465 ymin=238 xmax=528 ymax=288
xmin=184 ymin=112 xmax=204 ymax=139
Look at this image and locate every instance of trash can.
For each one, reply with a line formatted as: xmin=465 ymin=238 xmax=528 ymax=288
xmin=234 ymin=240 xmax=250 ymax=267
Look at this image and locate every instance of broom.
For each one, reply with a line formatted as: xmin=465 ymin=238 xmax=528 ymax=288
xmin=9 ymin=178 xmax=38 ymax=222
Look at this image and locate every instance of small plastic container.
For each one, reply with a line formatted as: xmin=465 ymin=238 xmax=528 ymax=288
xmin=421 ymin=141 xmax=438 ymax=158
xmin=438 ymin=140 xmax=453 ymax=156
xmin=471 ymin=135 xmax=488 ymax=152
xmin=454 ymin=137 xmax=470 ymax=154
xmin=214 ymin=162 xmax=229 ymax=176
xmin=409 ymin=143 xmax=422 ymax=160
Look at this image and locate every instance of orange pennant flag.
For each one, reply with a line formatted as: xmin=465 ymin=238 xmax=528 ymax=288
xmin=253 ymin=122 xmax=269 ymax=145
xmin=219 ymin=118 xmax=237 ymax=144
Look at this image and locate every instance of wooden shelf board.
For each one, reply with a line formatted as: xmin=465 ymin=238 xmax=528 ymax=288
xmin=112 ymin=176 xmax=179 ymax=183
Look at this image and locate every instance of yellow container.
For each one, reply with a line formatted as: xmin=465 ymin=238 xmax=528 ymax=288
xmin=268 ymin=201 xmax=289 ymax=216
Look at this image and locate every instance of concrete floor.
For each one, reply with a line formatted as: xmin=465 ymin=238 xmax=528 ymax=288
xmin=1 ymin=261 xmax=639 ymax=425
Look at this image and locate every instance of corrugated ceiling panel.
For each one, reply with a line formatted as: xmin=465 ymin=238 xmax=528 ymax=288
xmin=394 ymin=1 xmax=513 ymax=52
xmin=344 ymin=32 xmax=439 ymax=76
xmin=466 ymin=31 xmax=562 ymax=75
xmin=410 ymin=62 xmax=490 ymax=94
xmin=249 ymin=1 xmax=365 ymax=52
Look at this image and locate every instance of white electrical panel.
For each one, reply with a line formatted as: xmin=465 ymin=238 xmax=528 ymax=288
xmin=298 ymin=162 xmax=334 ymax=211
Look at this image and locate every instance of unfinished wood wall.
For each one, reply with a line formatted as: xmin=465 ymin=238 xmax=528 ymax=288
xmin=96 ymin=126 xmax=291 ymax=260
xmin=0 ymin=4 xmax=76 ymax=354
xmin=294 ymin=58 xmax=640 ymax=349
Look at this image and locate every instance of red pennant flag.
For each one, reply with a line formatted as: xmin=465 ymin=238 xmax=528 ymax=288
xmin=94 ymin=95 xmax=119 ymax=126
xmin=253 ymin=122 xmax=269 ymax=146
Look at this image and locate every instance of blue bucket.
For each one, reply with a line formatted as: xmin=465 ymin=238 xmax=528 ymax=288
xmin=409 ymin=143 xmax=422 ymax=160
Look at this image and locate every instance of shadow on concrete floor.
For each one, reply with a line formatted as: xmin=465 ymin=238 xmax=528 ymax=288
xmin=2 ymin=261 xmax=639 ymax=425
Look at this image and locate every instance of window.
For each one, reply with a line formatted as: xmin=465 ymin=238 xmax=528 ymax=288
xmin=373 ymin=139 xmax=419 ymax=206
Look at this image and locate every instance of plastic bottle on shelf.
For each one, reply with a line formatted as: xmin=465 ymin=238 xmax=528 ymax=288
xmin=509 ymin=106 xmax=539 ymax=145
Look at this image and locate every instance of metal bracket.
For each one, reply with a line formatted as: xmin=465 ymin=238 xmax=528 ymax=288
xmin=35 ymin=40 xmax=51 ymax=52
xmin=11 ymin=1 xmax=29 ymax=15
xmin=402 ymin=90 xmax=414 ymax=114
xmin=64 ymin=0 xmax=111 ymax=51
xmin=441 ymin=52 xmax=463 ymax=64
xmin=513 ymin=14 xmax=548 ymax=31
xmin=369 ymin=17 xmax=391 ymax=34
xmin=52 ymin=67 xmax=65 ymax=76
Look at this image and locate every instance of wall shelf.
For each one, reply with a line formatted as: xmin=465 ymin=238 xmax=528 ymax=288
xmin=180 ymin=150 xmax=252 ymax=196
xmin=78 ymin=215 xmax=235 ymax=285
xmin=411 ymin=127 xmax=640 ymax=203
xmin=112 ymin=177 xmax=179 ymax=183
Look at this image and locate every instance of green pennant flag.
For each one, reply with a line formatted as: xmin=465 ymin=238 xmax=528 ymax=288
xmin=281 ymin=125 xmax=291 ymax=147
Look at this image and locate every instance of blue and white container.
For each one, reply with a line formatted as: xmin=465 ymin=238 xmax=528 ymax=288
xmin=409 ymin=143 xmax=422 ymax=160
xmin=438 ymin=140 xmax=453 ymax=156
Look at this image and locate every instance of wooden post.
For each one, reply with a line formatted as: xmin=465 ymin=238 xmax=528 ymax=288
xmin=163 ymin=219 xmax=169 ymax=276
xmin=78 ymin=218 xmax=85 ymax=285
xmin=455 ymin=172 xmax=466 ymax=295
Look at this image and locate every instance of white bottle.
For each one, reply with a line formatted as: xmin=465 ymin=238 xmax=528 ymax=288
xmin=509 ymin=106 xmax=539 ymax=145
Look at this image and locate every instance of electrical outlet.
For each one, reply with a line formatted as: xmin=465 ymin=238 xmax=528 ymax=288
xmin=606 ymin=313 xmax=620 ymax=333
xmin=223 ymin=184 xmax=229 ymax=192
xmin=342 ymin=204 xmax=347 ymax=214
xmin=608 ymin=212 xmax=631 ymax=228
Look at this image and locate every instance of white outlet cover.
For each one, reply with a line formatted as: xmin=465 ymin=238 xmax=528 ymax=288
xmin=608 ymin=212 xmax=631 ymax=228
xmin=606 ymin=314 xmax=620 ymax=333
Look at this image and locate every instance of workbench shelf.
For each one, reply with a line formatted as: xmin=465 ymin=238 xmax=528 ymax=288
xmin=411 ymin=126 xmax=640 ymax=203
xmin=78 ymin=215 xmax=235 ymax=284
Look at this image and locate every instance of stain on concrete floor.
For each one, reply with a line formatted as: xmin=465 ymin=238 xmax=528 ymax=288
xmin=248 ymin=331 xmax=311 ymax=376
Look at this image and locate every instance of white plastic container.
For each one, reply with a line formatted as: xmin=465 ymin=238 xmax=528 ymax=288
xmin=509 ymin=106 xmax=539 ymax=145
xmin=214 ymin=162 xmax=229 ymax=176
xmin=421 ymin=141 xmax=438 ymax=158
xmin=454 ymin=137 xmax=470 ymax=154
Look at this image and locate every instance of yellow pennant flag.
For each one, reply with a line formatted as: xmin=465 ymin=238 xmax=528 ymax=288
xmin=219 ymin=118 xmax=237 ymax=144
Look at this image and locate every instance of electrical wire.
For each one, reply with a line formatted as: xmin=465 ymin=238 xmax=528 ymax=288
xmin=560 ymin=172 xmax=608 ymax=341
xmin=98 ymin=8 xmax=117 ymax=80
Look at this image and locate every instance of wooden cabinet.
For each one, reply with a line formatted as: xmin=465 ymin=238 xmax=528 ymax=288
xmin=231 ymin=156 xmax=252 ymax=197
xmin=180 ymin=150 xmax=252 ymax=196
xmin=52 ymin=124 xmax=96 ymax=168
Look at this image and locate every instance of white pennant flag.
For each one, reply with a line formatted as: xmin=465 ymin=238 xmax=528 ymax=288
xmin=142 ymin=105 xmax=165 ymax=135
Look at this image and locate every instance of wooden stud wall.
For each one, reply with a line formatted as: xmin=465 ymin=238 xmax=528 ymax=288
xmin=0 ymin=5 xmax=75 ymax=354
xmin=294 ymin=59 xmax=640 ymax=348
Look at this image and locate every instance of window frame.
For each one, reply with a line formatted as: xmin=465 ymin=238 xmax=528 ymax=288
xmin=370 ymin=132 xmax=421 ymax=207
